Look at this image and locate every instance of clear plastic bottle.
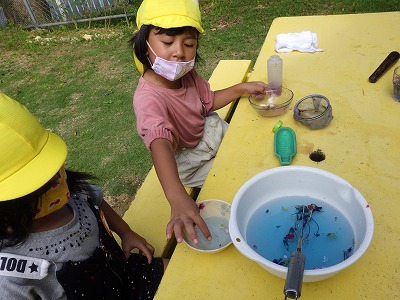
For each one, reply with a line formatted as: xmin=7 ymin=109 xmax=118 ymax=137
xmin=267 ymin=55 xmax=283 ymax=91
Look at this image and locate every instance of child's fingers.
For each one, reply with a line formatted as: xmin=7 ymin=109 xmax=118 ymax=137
xmin=173 ymin=222 xmax=184 ymax=243
xmin=249 ymin=82 xmax=269 ymax=99
xmin=140 ymin=243 xmax=154 ymax=264
xmin=193 ymin=215 xmax=212 ymax=242
xmin=252 ymin=91 xmax=266 ymax=99
xmin=166 ymin=221 xmax=174 ymax=240
xmin=123 ymin=249 xmax=131 ymax=260
xmin=166 ymin=219 xmax=185 ymax=243
xmin=182 ymin=219 xmax=199 ymax=244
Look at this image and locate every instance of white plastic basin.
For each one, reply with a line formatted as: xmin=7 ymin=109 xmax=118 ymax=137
xmin=229 ymin=166 xmax=374 ymax=282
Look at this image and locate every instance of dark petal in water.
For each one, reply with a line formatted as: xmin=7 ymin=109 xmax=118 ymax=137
xmin=343 ymin=247 xmax=353 ymax=260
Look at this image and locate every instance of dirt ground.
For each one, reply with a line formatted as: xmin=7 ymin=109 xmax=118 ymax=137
xmin=105 ymin=193 xmax=135 ymax=217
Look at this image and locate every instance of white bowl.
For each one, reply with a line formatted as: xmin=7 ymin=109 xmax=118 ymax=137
xmin=229 ymin=166 xmax=374 ymax=282
xmin=183 ymin=199 xmax=232 ymax=253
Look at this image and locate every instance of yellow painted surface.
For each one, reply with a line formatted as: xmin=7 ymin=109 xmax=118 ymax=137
xmin=122 ymin=60 xmax=251 ymax=257
xmin=211 ymin=60 xmax=252 ymax=119
xmin=155 ymin=12 xmax=400 ymax=299
xmin=122 ymin=166 xmax=172 ymax=257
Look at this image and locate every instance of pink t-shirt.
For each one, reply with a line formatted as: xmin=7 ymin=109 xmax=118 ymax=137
xmin=133 ymin=70 xmax=215 ymax=150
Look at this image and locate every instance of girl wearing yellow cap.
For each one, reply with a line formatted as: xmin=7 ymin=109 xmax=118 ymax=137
xmin=0 ymin=94 xmax=167 ymax=299
xmin=129 ymin=0 xmax=268 ymax=245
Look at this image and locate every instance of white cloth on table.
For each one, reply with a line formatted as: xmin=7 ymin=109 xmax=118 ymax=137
xmin=275 ymin=31 xmax=323 ymax=53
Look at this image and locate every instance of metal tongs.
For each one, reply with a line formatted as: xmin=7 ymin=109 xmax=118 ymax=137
xmin=283 ymin=206 xmax=313 ymax=299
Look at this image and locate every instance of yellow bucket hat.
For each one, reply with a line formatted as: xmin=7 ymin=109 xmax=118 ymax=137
xmin=136 ymin=0 xmax=204 ymax=33
xmin=0 ymin=94 xmax=68 ymax=201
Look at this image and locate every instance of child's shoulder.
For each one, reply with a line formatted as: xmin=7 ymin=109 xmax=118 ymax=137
xmin=135 ymin=76 xmax=168 ymax=93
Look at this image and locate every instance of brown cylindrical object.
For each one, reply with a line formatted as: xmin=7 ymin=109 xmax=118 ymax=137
xmin=369 ymin=51 xmax=400 ymax=83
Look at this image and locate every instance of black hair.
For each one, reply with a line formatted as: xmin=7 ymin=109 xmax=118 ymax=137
xmin=128 ymin=25 xmax=202 ymax=71
xmin=0 ymin=170 xmax=96 ymax=249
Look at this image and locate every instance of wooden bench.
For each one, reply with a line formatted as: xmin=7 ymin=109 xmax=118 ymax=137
xmin=122 ymin=60 xmax=252 ymax=258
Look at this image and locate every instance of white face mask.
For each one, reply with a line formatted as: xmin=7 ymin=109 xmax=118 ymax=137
xmin=146 ymin=41 xmax=195 ymax=81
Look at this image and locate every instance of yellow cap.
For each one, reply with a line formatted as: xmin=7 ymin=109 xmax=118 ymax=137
xmin=136 ymin=0 xmax=204 ymax=33
xmin=0 ymin=94 xmax=68 ymax=201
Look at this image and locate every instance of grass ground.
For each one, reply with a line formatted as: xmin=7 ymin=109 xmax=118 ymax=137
xmin=1 ymin=0 xmax=399 ymax=215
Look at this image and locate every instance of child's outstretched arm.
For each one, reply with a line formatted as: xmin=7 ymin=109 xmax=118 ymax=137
xmin=212 ymin=81 xmax=268 ymax=111
xmin=99 ymin=200 xmax=155 ymax=263
xmin=150 ymin=138 xmax=211 ymax=244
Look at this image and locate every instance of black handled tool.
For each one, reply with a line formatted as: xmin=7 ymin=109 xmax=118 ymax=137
xmin=283 ymin=205 xmax=315 ymax=299
xmin=368 ymin=51 xmax=400 ymax=83
xmin=284 ymin=240 xmax=305 ymax=300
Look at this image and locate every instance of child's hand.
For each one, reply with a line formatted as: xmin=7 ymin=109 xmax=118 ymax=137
xmin=166 ymin=195 xmax=211 ymax=245
xmin=120 ymin=230 xmax=155 ymax=263
xmin=243 ymin=81 xmax=269 ymax=99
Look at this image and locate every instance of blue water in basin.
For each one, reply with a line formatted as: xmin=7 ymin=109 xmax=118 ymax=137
xmin=246 ymin=196 xmax=355 ymax=270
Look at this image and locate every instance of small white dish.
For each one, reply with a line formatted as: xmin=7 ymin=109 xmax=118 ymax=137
xmin=183 ymin=199 xmax=232 ymax=253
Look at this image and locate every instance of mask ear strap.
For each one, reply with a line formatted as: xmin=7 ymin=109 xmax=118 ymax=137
xmin=132 ymin=45 xmax=156 ymax=74
xmin=146 ymin=41 xmax=157 ymax=56
xmin=145 ymin=41 xmax=157 ymax=70
xmin=146 ymin=56 xmax=154 ymax=69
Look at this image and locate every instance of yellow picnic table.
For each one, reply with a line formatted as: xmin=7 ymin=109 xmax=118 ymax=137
xmin=154 ymin=12 xmax=400 ymax=299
